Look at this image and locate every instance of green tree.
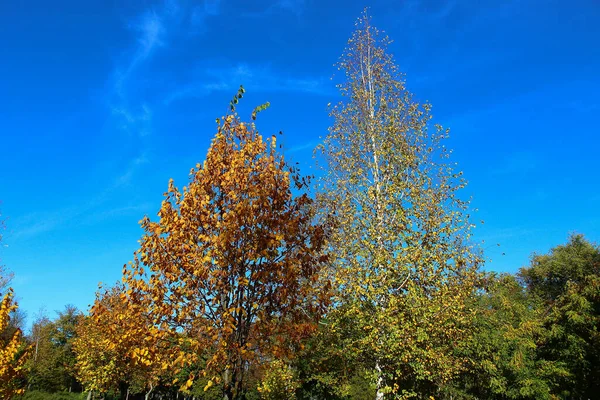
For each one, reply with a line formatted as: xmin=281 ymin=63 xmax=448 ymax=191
xmin=447 ymin=274 xmax=567 ymax=399
xmin=26 ymin=306 xmax=82 ymax=393
xmin=520 ymin=234 xmax=600 ymax=398
xmin=257 ymin=359 xmax=299 ymax=400
xmin=294 ymin=312 xmax=375 ymax=399
xmin=318 ymin=11 xmax=481 ymax=398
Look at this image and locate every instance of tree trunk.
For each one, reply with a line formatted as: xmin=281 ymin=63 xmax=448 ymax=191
xmin=375 ymin=362 xmax=384 ymax=400
xmin=87 ymin=391 xmax=93 ymax=400
xmin=145 ymin=383 xmax=154 ymax=400
xmin=223 ymin=367 xmax=234 ymax=400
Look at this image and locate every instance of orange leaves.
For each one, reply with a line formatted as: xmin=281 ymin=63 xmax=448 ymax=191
xmin=118 ymin=102 xmax=330 ymax=397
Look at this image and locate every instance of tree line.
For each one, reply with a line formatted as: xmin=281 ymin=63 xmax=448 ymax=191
xmin=1 ymin=12 xmax=598 ymax=400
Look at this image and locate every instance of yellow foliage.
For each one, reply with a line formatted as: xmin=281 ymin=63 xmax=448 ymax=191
xmin=257 ymin=360 xmax=298 ymax=400
xmin=0 ymin=289 xmax=29 ymax=399
xmin=73 ymin=285 xmax=171 ymax=394
xmin=318 ymin=10 xmax=483 ymax=395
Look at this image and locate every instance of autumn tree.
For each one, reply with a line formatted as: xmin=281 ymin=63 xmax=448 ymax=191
xmin=318 ymin=12 xmax=481 ymax=398
xmin=73 ymin=285 xmax=169 ymax=399
xmin=0 ymin=209 xmax=13 ymax=295
xmin=0 ymin=289 xmax=29 ymax=398
xmin=0 ymin=216 xmax=28 ymax=398
xmin=123 ymin=91 xmax=330 ymax=400
xmin=0 ymin=209 xmax=23 ymax=363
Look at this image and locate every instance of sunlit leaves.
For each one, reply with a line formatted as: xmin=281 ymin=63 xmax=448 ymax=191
xmin=73 ymin=285 xmax=168 ymax=396
xmin=0 ymin=289 xmax=29 ymax=398
xmin=317 ymin=10 xmax=482 ymax=398
xmin=122 ymin=102 xmax=330 ymax=398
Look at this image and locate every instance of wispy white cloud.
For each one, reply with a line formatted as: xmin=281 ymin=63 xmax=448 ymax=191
xmin=286 ymin=140 xmax=318 ymax=154
xmin=133 ymin=11 xmax=165 ymax=60
xmin=480 ymin=226 xmax=544 ymax=243
xmin=114 ymin=153 xmax=150 ymax=187
xmin=111 ymin=103 xmax=153 ymax=137
xmin=113 ymin=11 xmax=166 ymax=98
xmin=109 ymin=9 xmax=164 ymax=144
xmin=11 ymin=198 xmax=152 ymax=240
xmin=11 ymin=152 xmax=151 ymax=240
xmin=110 ymin=0 xmax=226 ymax=134
xmin=79 ymin=203 xmax=154 ymax=226
xmin=165 ymin=63 xmax=331 ymax=104
xmin=11 ymin=202 xmax=97 ymax=240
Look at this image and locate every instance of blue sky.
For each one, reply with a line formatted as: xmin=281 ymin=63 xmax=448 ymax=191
xmin=1 ymin=0 xmax=599 ymax=326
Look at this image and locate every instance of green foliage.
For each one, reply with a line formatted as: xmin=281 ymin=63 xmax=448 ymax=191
xmin=5 ymin=11 xmax=600 ymax=400
xmin=318 ymin=10 xmax=482 ymax=398
xmin=521 ymin=234 xmax=600 ymax=398
xmin=26 ymin=306 xmax=82 ymax=393
xmin=294 ymin=311 xmax=375 ymax=400
xmin=447 ymin=274 xmax=566 ymax=399
xmin=446 ymin=235 xmax=600 ymax=399
xmin=521 ymin=234 xmax=600 ymax=302
xmin=17 ymin=391 xmax=88 ymax=400
xmin=257 ymin=360 xmax=299 ymax=400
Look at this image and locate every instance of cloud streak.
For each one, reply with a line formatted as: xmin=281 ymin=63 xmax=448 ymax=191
xmin=113 ymin=153 xmax=150 ymax=187
xmin=11 ymin=151 xmax=151 ymax=240
xmin=286 ymin=140 xmax=319 ymax=154
xmin=165 ymin=63 xmax=332 ymax=104
xmin=113 ymin=11 xmax=166 ymax=98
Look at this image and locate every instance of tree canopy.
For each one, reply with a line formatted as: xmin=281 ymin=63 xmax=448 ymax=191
xmin=121 ymin=91 xmax=330 ymax=399
xmin=317 ymin=11 xmax=482 ymax=398
xmin=3 ymin=11 xmax=599 ymax=400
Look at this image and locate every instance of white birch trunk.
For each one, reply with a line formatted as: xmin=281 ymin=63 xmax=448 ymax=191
xmin=145 ymin=383 xmax=154 ymax=400
xmin=375 ymin=361 xmax=385 ymax=399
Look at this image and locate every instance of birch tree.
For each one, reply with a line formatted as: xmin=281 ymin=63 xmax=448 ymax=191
xmin=319 ymin=12 xmax=482 ymax=399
